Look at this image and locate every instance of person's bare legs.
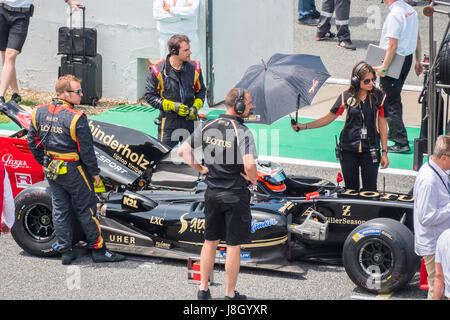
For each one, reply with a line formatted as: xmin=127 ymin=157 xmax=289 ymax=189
xmin=0 ymin=48 xmax=20 ymax=97
xmin=225 ymin=244 xmax=241 ymax=298
xmin=199 ymin=239 xmax=219 ymax=291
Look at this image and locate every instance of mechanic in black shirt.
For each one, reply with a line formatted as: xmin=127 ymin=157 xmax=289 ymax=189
xmin=291 ymin=61 xmax=389 ymax=191
xmin=144 ymin=34 xmax=206 ymax=148
xmin=179 ymin=88 xmax=258 ymax=300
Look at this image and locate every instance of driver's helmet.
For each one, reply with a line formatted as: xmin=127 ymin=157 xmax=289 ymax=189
xmin=256 ymin=160 xmax=286 ymax=192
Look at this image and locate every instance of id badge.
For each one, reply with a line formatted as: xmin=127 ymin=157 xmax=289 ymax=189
xmin=361 ymin=127 xmax=367 ymax=140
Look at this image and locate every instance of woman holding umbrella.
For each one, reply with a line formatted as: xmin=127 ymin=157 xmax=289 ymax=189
xmin=291 ymin=61 xmax=389 ymax=191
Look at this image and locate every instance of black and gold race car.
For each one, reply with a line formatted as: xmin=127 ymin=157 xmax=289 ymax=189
xmin=2 ymin=103 xmax=418 ymax=294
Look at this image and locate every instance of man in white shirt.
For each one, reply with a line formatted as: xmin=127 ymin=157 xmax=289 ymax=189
xmin=434 ymin=229 xmax=450 ymax=300
xmin=0 ymin=162 xmax=15 ymax=234
xmin=153 ymin=0 xmax=200 ymax=61
xmin=0 ymin=0 xmax=83 ymax=104
xmin=413 ymin=135 xmax=450 ymax=299
xmin=374 ymin=0 xmax=423 ymax=153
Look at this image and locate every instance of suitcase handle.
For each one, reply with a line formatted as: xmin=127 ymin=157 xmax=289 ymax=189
xmin=69 ymin=6 xmax=87 ymax=63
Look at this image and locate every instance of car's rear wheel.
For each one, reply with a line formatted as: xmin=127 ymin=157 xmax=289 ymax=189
xmin=342 ymin=218 xmax=420 ymax=293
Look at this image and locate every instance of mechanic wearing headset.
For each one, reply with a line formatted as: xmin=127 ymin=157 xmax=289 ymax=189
xmin=179 ymin=88 xmax=258 ymax=300
xmin=291 ymin=61 xmax=389 ymax=191
xmin=27 ymin=75 xmax=125 ymax=265
xmin=145 ymin=34 xmax=206 ymax=148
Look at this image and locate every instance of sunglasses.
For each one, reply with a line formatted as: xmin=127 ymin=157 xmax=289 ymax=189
xmin=68 ymin=89 xmax=83 ymax=95
xmin=363 ymin=77 xmax=376 ymax=85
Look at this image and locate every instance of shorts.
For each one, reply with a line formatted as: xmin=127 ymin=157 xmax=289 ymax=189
xmin=203 ymin=188 xmax=251 ymax=246
xmin=0 ymin=6 xmax=30 ymax=52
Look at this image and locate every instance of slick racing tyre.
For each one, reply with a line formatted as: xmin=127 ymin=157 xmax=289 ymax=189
xmin=11 ymin=186 xmax=58 ymax=257
xmin=438 ymin=34 xmax=450 ymax=94
xmin=342 ymin=218 xmax=419 ymax=293
xmin=11 ymin=185 xmax=84 ymax=257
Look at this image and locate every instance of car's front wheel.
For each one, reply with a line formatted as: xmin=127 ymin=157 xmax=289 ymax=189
xmin=342 ymin=218 xmax=420 ymax=293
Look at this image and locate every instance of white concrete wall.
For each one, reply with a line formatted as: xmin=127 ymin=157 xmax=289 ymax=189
xmin=14 ymin=0 xmax=293 ymax=103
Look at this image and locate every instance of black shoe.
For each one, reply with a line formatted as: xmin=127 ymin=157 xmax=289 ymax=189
xmin=311 ymin=11 xmax=320 ymax=19
xmin=198 ymin=288 xmax=212 ymax=300
xmin=91 ymin=248 xmax=126 ymax=263
xmin=61 ymin=249 xmax=77 ymax=265
xmin=388 ymin=144 xmax=411 ymax=153
xmin=315 ymin=31 xmax=336 ymax=41
xmin=338 ymin=40 xmax=356 ymax=50
xmin=225 ymin=291 xmax=247 ymax=300
xmin=298 ymin=16 xmax=319 ymax=26
xmin=10 ymin=93 xmax=21 ymax=104
xmin=0 ymin=96 xmax=5 ymax=103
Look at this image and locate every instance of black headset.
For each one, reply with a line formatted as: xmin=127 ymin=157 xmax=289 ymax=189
xmin=234 ymin=88 xmax=246 ymax=115
xmin=350 ymin=61 xmax=369 ymax=89
xmin=170 ymin=46 xmax=179 ymax=56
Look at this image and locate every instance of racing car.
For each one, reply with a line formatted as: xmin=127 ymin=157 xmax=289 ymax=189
xmin=0 ymin=101 xmax=419 ymax=294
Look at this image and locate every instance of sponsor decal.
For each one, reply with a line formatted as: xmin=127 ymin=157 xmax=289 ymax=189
xmin=244 ymin=114 xmax=261 ymax=121
xmin=150 ymin=216 xmax=164 ymax=226
xmin=2 ymin=153 xmax=30 ymax=169
xmin=89 ymin=121 xmax=150 ymax=175
xmin=347 ymin=96 xmax=357 ymax=107
xmin=108 ymin=234 xmax=136 ymax=245
xmin=278 ymin=201 xmax=294 ymax=214
xmin=352 ymin=228 xmax=381 ymax=243
xmin=178 ymin=213 xmax=205 ymax=234
xmin=123 ymin=195 xmax=138 ymax=209
xmin=309 ymin=79 xmax=319 ymax=94
xmin=216 ymin=250 xmax=251 ymax=260
xmin=155 ymin=241 xmax=171 ymax=249
xmin=251 ymin=218 xmax=278 ymax=233
xmin=15 ymin=173 xmax=32 ymax=188
xmin=95 ymin=151 xmax=128 ymax=174
xmin=341 ymin=189 xmax=414 ymax=202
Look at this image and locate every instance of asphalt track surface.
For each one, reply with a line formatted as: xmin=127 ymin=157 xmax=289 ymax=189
xmin=0 ymin=163 xmax=423 ymax=302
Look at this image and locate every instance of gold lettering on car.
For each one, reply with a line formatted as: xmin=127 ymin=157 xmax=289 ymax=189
xmin=340 ymin=189 xmax=414 ymax=202
xmin=155 ymin=241 xmax=171 ymax=249
xmin=278 ymin=201 xmax=294 ymax=213
xmin=123 ymin=196 xmax=138 ymax=209
xmin=178 ymin=214 xmax=205 ymax=234
xmin=109 ymin=234 xmax=136 ymax=244
xmin=150 ymin=216 xmax=164 ymax=226
xmin=342 ymin=205 xmax=351 ymax=217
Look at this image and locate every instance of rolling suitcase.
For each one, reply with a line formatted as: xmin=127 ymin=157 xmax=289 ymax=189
xmin=59 ymin=54 xmax=102 ymax=106
xmin=58 ymin=6 xmax=102 ymax=106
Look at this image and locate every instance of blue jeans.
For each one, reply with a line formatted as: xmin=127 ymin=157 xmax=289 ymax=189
xmin=298 ymin=0 xmax=319 ymax=20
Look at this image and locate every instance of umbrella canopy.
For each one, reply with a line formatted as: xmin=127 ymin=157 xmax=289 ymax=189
xmin=234 ymin=53 xmax=330 ymax=125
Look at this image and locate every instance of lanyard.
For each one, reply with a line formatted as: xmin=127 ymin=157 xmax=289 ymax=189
xmin=428 ymin=161 xmax=450 ymax=195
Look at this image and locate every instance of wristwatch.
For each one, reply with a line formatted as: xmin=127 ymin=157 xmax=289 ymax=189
xmin=382 ymin=149 xmax=387 ymax=153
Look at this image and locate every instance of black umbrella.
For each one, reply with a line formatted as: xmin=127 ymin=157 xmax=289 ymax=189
xmin=234 ymin=53 xmax=330 ymax=125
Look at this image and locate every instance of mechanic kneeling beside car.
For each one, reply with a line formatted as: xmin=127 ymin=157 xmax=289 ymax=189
xmin=27 ymin=75 xmax=126 ymax=265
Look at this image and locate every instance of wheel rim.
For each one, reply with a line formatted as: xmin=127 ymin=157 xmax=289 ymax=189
xmin=358 ymin=238 xmax=394 ymax=278
xmin=23 ymin=203 xmax=55 ymax=241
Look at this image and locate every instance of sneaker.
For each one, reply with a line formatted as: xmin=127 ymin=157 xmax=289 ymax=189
xmin=197 ymin=288 xmax=212 ymax=300
xmin=91 ymin=248 xmax=126 ymax=263
xmin=10 ymin=93 xmax=21 ymax=104
xmin=297 ymin=16 xmax=319 ymax=26
xmin=338 ymin=40 xmax=356 ymax=50
xmin=61 ymin=249 xmax=77 ymax=265
xmin=225 ymin=290 xmax=247 ymax=300
xmin=388 ymin=144 xmax=411 ymax=153
xmin=315 ymin=31 xmax=336 ymax=41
